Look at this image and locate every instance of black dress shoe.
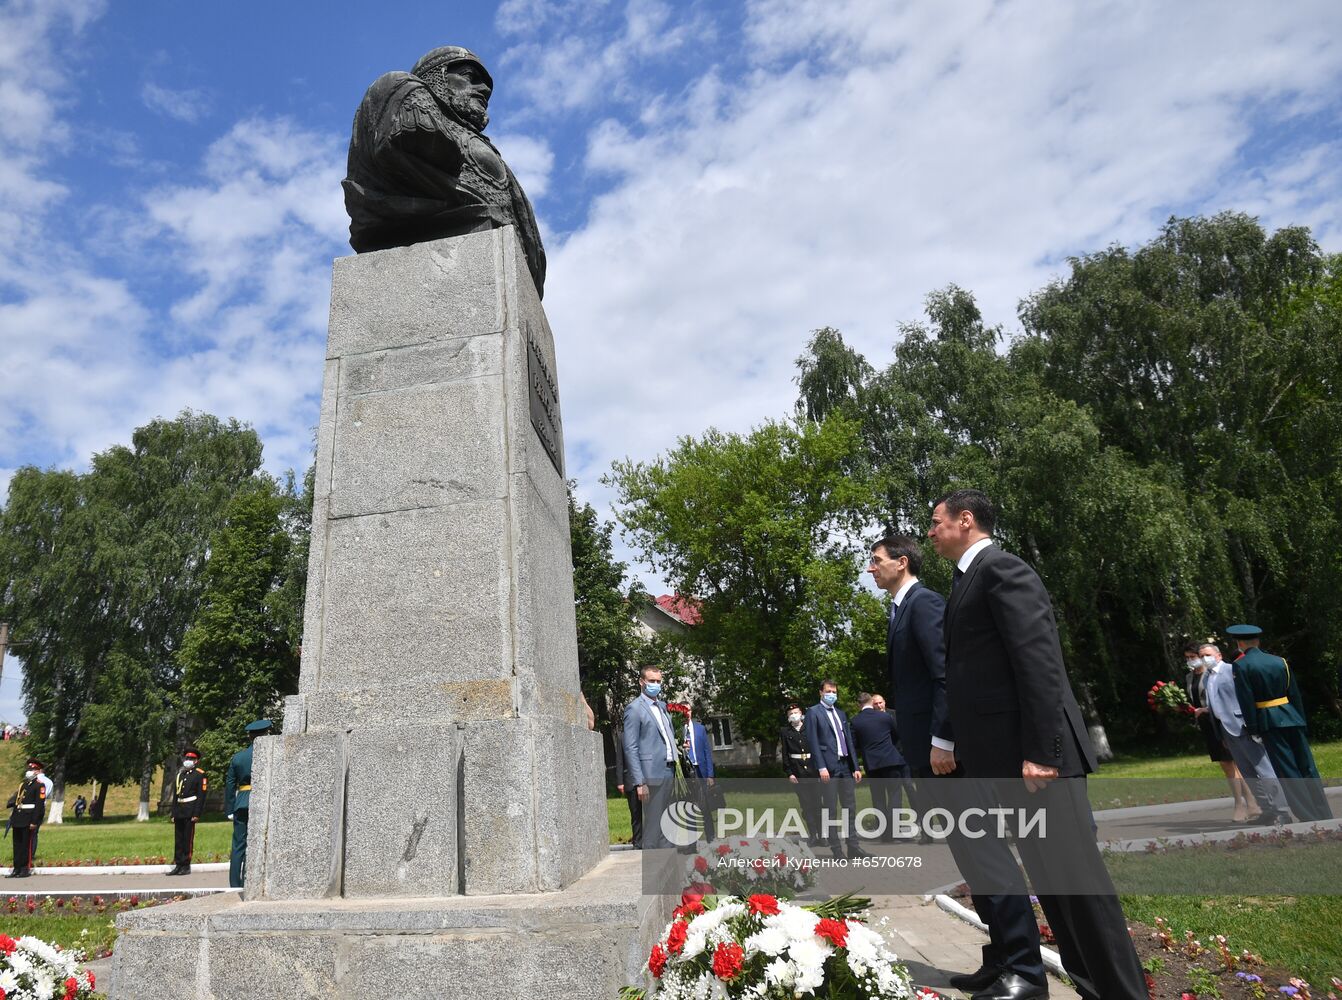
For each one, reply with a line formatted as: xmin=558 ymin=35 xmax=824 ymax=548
xmin=165 ymin=866 xmax=182 ymax=876
xmin=971 ymin=972 xmax=1048 ymax=1000
xmin=15 ymin=870 xmax=31 ymax=878
xmin=949 ymin=965 xmax=1003 ymax=991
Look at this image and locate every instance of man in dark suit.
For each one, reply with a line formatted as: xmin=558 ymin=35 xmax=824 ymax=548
xmin=804 ymin=679 xmax=867 ymax=859
xmin=682 ymin=702 xmax=718 ymax=841
xmin=849 ymin=691 xmax=907 ymax=841
xmin=870 ymin=533 xmax=1043 ymax=995
xmin=928 ymin=490 xmax=1146 ymax=1000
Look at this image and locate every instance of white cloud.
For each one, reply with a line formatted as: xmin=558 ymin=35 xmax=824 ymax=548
xmin=141 ymin=81 xmax=210 ymax=123
xmin=491 ymin=132 xmax=555 ymax=198
xmin=0 ymin=655 xmax=23 ymax=726
xmin=532 ymin=0 xmax=1342 ymax=586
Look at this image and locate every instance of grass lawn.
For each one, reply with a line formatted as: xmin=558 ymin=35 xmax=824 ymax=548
xmin=1096 ymin=738 xmax=1342 ymax=781
xmin=27 ymin=819 xmax=231 ymax=865
xmin=0 ymin=911 xmax=117 ymax=957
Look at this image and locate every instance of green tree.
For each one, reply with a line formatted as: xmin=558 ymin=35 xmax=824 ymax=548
xmin=605 ymin=415 xmax=880 ymax=745
xmin=568 ymin=486 xmax=647 ymax=727
xmin=179 ymin=472 xmax=310 ymax=778
xmin=1 ymin=411 xmax=266 ymax=819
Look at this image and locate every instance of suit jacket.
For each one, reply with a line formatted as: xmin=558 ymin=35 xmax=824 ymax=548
xmin=621 ymin=694 xmax=679 ymax=786
xmin=1233 ymin=647 xmax=1308 ymax=735
xmin=804 ymin=702 xmax=858 ymax=775
xmin=1202 ymin=661 xmax=1247 ymax=737
xmin=942 ymin=543 xmax=1096 ymax=779
xmin=849 ymin=707 xmax=906 ymax=771
xmin=684 ymin=720 xmax=715 ymax=780
xmin=887 ymin=581 xmax=952 ymax=770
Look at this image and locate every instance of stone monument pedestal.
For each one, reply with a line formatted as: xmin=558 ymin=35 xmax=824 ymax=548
xmin=112 ymin=228 xmax=668 ymax=997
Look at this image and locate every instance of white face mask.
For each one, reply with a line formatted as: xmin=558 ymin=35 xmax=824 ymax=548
xmin=1185 ymin=660 xmax=1201 ymax=671
xmin=788 ymin=714 xmax=803 ymax=727
xmin=23 ymin=770 xmax=35 ymax=780
xmin=1202 ymin=655 xmax=1218 ymax=668
xmin=183 ymin=759 xmax=196 ymax=770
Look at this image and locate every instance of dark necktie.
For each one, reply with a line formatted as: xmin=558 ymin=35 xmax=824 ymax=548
xmin=952 ymin=566 xmax=964 ymax=591
xmin=828 ymin=708 xmax=848 ymax=756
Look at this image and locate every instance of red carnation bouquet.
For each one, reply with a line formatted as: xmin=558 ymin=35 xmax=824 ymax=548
xmin=620 ymin=892 xmax=940 ymax=999
xmin=1147 ymin=680 xmax=1194 ymax=719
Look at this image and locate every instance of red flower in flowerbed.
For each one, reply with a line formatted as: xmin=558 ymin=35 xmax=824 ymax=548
xmin=816 ymin=917 xmax=850 ymax=948
xmin=712 ymin=941 xmax=745 ymax=981
xmin=1038 ymin=922 xmax=1056 ymax=944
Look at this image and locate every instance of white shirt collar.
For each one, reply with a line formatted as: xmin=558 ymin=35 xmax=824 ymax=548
xmin=893 ymin=578 xmax=918 ymax=606
xmin=957 ymin=537 xmax=993 ymax=573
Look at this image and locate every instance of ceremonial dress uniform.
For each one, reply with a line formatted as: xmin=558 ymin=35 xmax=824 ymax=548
xmin=1230 ymin=627 xmax=1332 ymax=823
xmin=779 ymin=721 xmax=823 ymax=844
xmin=224 ymin=719 xmax=272 ymax=887
xmin=169 ymin=752 xmax=208 ymax=875
xmin=5 ymin=775 xmax=46 ymax=877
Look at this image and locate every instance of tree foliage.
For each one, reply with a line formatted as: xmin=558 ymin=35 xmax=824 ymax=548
xmin=0 ymin=411 xmax=269 ymax=804
xmin=606 ymin=416 xmax=882 ymax=742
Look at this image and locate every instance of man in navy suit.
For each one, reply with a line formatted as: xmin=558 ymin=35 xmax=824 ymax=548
xmin=621 ymin=665 xmax=680 ymax=849
xmin=849 ymin=692 xmax=907 ymax=841
xmin=804 ymin=679 xmax=867 ymax=858
xmin=682 ymin=702 xmax=717 ymax=841
xmin=870 ymin=533 xmax=1044 ymax=997
xmin=929 ymin=492 xmax=1145 ymax=1000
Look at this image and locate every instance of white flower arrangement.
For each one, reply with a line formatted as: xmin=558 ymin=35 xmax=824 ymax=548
xmin=621 ymin=893 xmax=941 ymax=1000
xmin=0 ymin=933 xmax=98 ymax=1000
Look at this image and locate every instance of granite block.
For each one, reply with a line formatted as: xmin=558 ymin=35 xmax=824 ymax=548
xmin=258 ymin=730 xmax=346 ymax=900
xmin=109 ymin=932 xmax=201 ymax=999
xmin=342 ymin=722 xmax=458 ymax=899
xmin=328 ymin=230 xmax=504 ymax=359
xmin=242 ymin=734 xmax=279 ymax=901
xmin=205 ymin=931 xmax=340 ymax=1000
xmin=460 ymin=718 xmax=538 ymax=895
xmin=314 ymin=502 xmax=511 ymax=691
xmin=328 ymin=374 xmax=507 ymax=519
xmin=301 ymin=679 xmax=513 ymax=733
xmin=343 ymin=335 xmax=502 ymax=396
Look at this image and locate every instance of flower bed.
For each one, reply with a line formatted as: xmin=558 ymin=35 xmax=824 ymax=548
xmin=623 ymin=892 xmax=940 ymax=999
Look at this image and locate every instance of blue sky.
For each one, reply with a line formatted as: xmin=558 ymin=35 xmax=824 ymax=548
xmin=3 ymin=0 xmax=1342 ymax=722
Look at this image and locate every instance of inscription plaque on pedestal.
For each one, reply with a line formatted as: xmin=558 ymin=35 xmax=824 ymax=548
xmin=527 ymin=321 xmax=564 ymax=478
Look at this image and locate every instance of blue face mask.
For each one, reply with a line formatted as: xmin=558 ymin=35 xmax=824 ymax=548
xmin=643 ymin=682 xmax=662 ymax=699
xmin=821 ymin=692 xmax=838 ymax=707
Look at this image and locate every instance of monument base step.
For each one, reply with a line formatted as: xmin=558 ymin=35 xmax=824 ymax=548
xmin=110 ymin=852 xmax=669 ymax=999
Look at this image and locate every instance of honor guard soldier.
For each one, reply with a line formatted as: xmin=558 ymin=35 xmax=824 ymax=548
xmin=168 ymin=748 xmax=208 ymax=875
xmin=1228 ymin=623 xmax=1334 ymax=823
xmin=6 ymin=761 xmax=47 ymax=877
xmin=225 ymin=719 xmax=272 ymax=887
xmin=779 ymin=703 xmax=824 ymax=847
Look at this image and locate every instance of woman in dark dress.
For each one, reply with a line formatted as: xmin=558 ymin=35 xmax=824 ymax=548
xmin=1184 ymin=643 xmax=1258 ymax=823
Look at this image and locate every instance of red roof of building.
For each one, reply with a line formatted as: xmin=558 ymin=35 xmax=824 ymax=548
xmin=655 ymin=593 xmax=702 ymax=626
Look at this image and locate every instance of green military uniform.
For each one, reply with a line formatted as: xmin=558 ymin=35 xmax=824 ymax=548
xmin=1230 ymin=628 xmax=1333 ymax=823
xmin=225 ymin=719 xmax=272 ymax=888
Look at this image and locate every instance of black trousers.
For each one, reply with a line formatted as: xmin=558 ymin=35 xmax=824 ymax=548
xmin=11 ymin=826 xmax=35 ymax=873
xmin=865 ymin=764 xmax=912 ymax=838
xmin=919 ymin=770 xmax=1044 ymax=986
xmin=684 ymin=771 xmax=717 ymax=842
xmin=173 ymin=817 xmax=198 ymax=867
xmin=1004 ymin=777 xmax=1147 ymax=1000
xmin=624 ymin=786 xmax=643 ymax=849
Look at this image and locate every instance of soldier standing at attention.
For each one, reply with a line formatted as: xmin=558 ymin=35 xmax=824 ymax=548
xmin=1228 ymin=624 xmax=1333 ymax=822
xmin=225 ymin=719 xmax=272 ymax=888
xmin=5 ymin=762 xmax=46 ymax=878
xmin=167 ymin=748 xmax=208 ymax=876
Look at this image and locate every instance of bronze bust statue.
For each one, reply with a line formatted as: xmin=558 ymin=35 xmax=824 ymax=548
xmin=343 ymin=46 xmax=547 ymax=297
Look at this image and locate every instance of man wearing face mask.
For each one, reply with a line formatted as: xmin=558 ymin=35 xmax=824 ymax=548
xmin=804 ymin=680 xmax=866 ymax=859
xmin=779 ymin=702 xmax=824 ymax=847
xmin=5 ymin=763 xmax=46 ymax=878
xmin=24 ymin=758 xmax=52 ymax=862
xmin=1184 ymin=644 xmax=1256 ymax=822
xmin=621 ymin=666 xmax=680 ymax=849
xmin=167 ymin=749 xmax=208 ymax=876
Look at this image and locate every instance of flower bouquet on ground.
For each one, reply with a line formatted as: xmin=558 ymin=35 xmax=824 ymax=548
xmin=684 ymin=838 xmax=819 ymax=900
xmin=1147 ymin=680 xmax=1194 ymax=719
xmin=0 ymin=932 xmax=98 ymax=999
xmin=621 ymin=892 xmax=940 ymax=1000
